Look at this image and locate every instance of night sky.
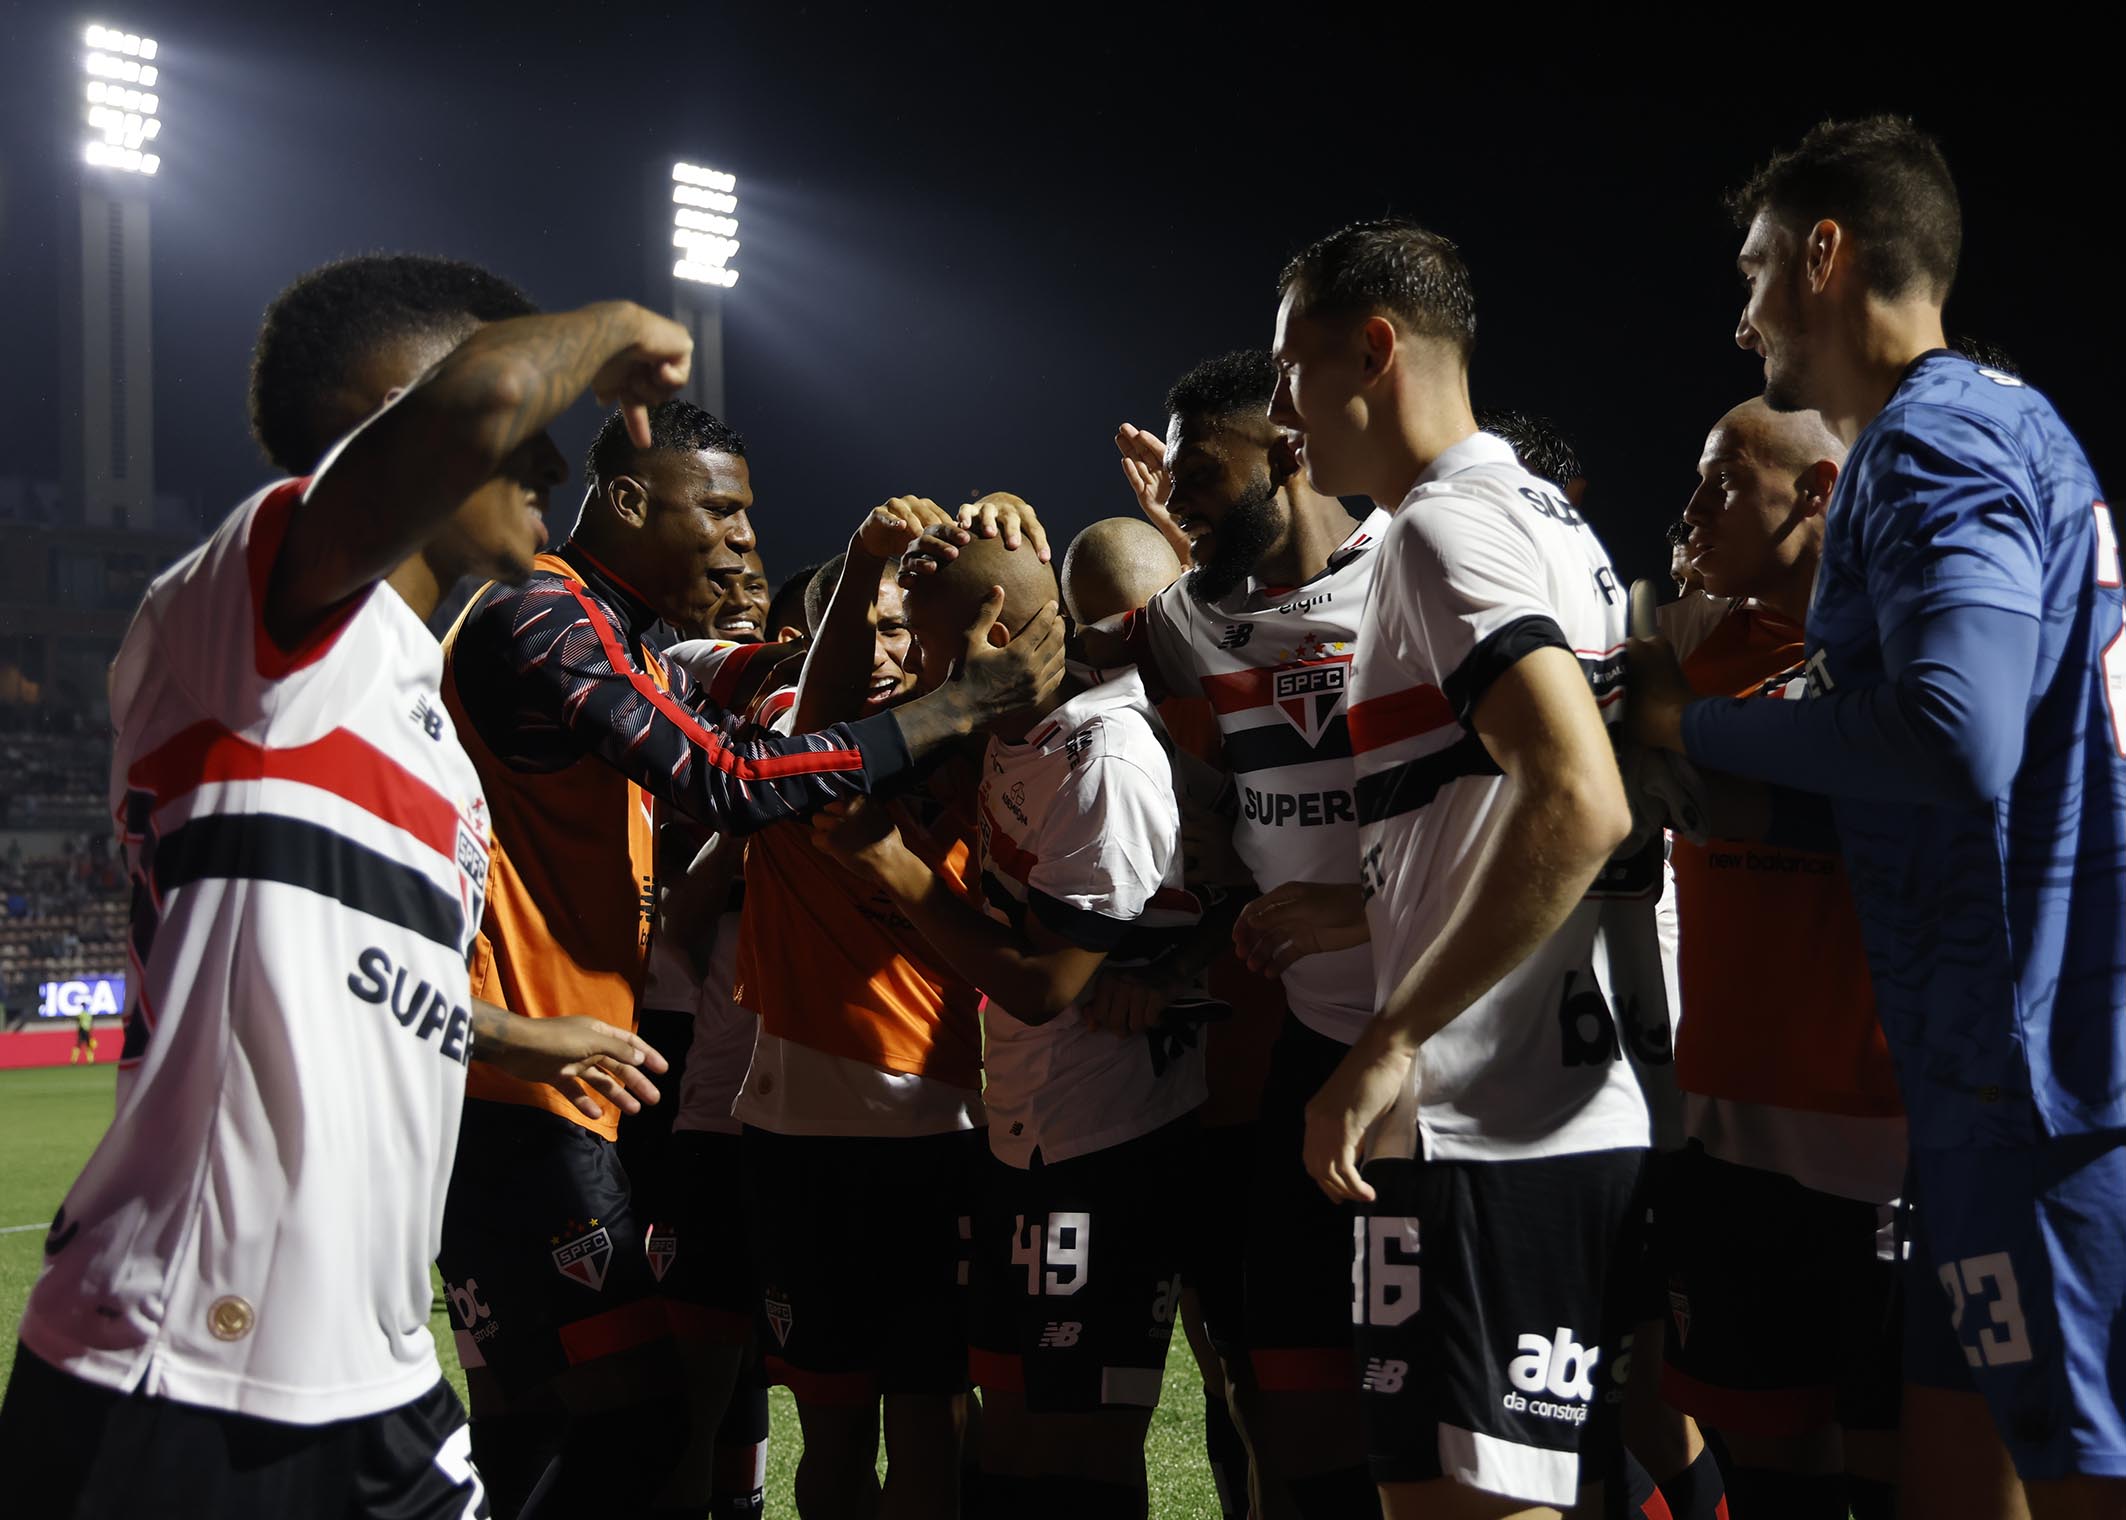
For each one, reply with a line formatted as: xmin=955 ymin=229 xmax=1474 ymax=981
xmin=0 ymin=5 xmax=2115 ymax=590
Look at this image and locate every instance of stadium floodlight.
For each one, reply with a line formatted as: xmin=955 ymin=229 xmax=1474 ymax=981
xmin=670 ymin=161 xmax=739 ymax=288
xmin=81 ymin=23 xmax=161 ymax=174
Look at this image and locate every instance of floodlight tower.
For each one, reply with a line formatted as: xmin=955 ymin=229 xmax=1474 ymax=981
xmin=62 ymin=23 xmax=164 ymax=529
xmin=666 ymin=161 xmax=739 ymax=419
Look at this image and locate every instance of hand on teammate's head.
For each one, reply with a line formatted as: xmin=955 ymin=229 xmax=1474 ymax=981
xmin=955 ymin=491 xmax=1051 ymax=563
xmin=858 ymin=497 xmax=966 ymax=562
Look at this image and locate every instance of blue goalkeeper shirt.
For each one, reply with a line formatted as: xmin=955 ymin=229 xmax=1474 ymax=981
xmin=1683 ymin=351 xmax=2125 ymax=1149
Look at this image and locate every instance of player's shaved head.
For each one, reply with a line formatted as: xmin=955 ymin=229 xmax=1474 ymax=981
xmin=909 ymin=535 xmax=1058 ymax=641
xmin=1061 ymin=519 xmax=1182 ymax=624
xmin=1714 ymin=396 xmax=1845 ymax=474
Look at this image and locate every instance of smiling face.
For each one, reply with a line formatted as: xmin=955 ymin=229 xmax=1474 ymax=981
xmin=1162 ymin=414 xmax=1290 ymax=603
xmin=1735 ymin=211 xmax=1823 ymax=414
xmin=706 ymin=551 xmax=771 ymax=641
xmin=1269 ymin=290 xmax=1376 ymax=499
xmin=632 ymin=449 xmax=757 ymax=632
xmin=864 ymin=571 xmax=919 ymax=714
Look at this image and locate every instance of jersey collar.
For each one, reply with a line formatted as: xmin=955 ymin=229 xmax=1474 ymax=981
xmin=1412 ymin=429 xmax=1519 ymax=489
xmin=557 ymin=539 xmax=659 ymax=646
xmin=1016 ymin=662 xmax=1150 ymax=753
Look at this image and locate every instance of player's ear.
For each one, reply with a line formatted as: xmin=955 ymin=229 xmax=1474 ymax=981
xmin=1798 ymin=458 xmax=1838 ymax=518
xmin=1360 ymin=315 xmax=1397 ymax=380
xmin=606 ymin=474 xmax=651 ymax=529
xmin=1805 ymin=218 xmax=1841 ymax=295
xmin=1268 ymin=432 xmax=1302 ymax=486
xmin=987 ymin=620 xmax=1011 ymax=650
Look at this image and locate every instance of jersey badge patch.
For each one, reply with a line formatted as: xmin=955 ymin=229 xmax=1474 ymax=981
xmin=1273 ymin=661 xmax=1349 ymax=746
xmin=764 ymin=1285 xmax=794 ymax=1346
xmin=551 ymin=1220 xmax=614 ymax=1291
xmin=646 ymin=1224 xmax=677 ymax=1283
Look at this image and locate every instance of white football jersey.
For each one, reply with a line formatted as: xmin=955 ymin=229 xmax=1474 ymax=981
xmin=1124 ymin=512 xmax=1389 ymax=1044
xmin=1350 ymin=433 xmax=1652 ymax=1163
xmin=20 ymin=481 xmax=490 ymax=1423
xmin=977 ymin=668 xmax=1207 ymax=1166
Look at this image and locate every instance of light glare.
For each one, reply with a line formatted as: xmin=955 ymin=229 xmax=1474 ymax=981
xmin=139 ymin=37 xmax=156 ymax=58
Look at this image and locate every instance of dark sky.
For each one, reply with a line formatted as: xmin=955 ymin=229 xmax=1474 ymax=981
xmin=1 ymin=4 xmax=2115 ymax=589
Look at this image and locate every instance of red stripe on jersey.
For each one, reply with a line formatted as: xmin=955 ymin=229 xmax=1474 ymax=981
xmin=564 ymin=584 xmax=867 ymax=781
xmin=127 ymin=718 xmax=461 ymax=862
xmin=244 ymin=477 xmax=367 ymax=681
xmin=1147 ymin=885 xmax=1201 ymax=915
xmin=981 ymin=800 xmax=1040 ymax=886
xmin=755 ymin=688 xmax=797 ymax=724
xmin=1201 ymin=668 xmax=1275 ymax=714
xmin=706 ymin=640 xmax=771 ymax=709
xmin=1345 ymin=684 xmax=1455 ymax=754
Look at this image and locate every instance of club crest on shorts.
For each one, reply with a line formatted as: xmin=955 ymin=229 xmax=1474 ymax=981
xmin=1272 ymin=659 xmax=1348 ymax=747
xmin=764 ymin=1286 xmax=794 ymax=1346
xmin=1668 ymin=1284 xmax=1691 ymax=1348
xmin=645 ymin=1224 xmax=677 ymax=1283
xmin=550 ymin=1218 xmax=614 ymax=1291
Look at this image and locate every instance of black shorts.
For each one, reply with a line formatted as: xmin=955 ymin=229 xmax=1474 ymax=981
xmin=438 ymin=1099 xmax=668 ymax=1396
xmin=0 ymin=1348 xmax=487 ymax=1520
xmin=742 ymin=1125 xmax=982 ymax=1405
xmin=1183 ymin=1120 xmax=1254 ymax=1360
xmin=1656 ymin=1144 xmax=1902 ymax=1436
xmin=1355 ymin=1147 xmax=1645 ymax=1508
xmin=650 ymin=1129 xmax=755 ymax=1342
xmin=970 ymin=1116 xmax=1196 ymax=1413
xmin=614 ymin=1006 xmax=697 ymax=1228
xmin=1244 ymin=1015 xmax=1362 ymax=1390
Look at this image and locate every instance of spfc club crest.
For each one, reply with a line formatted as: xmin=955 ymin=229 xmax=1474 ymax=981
xmin=1272 ymin=661 xmax=1349 ymax=746
xmin=1668 ymin=1285 xmax=1691 ymax=1348
xmin=645 ymin=1225 xmax=677 ymax=1283
xmin=764 ymin=1287 xmax=794 ymax=1347
xmin=550 ymin=1220 xmax=614 ymax=1291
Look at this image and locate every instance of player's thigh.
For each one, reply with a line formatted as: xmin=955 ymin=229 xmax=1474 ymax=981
xmin=1244 ymin=1019 xmax=1365 ymax=1398
xmin=2023 ymin=1475 xmax=2126 ymax=1520
xmin=1900 ymin=1382 xmax=2031 ymax=1520
xmin=874 ymin=1129 xmax=983 ymax=1403
xmin=1656 ymin=1146 xmax=1879 ymax=1444
xmin=970 ymin=1122 xmax=1190 ymax=1453
xmin=658 ymin=1128 xmax=755 ymax=1353
xmin=1908 ymin=1135 xmax=2126 ymax=1486
xmin=1354 ymin=1148 xmax=1641 ymax=1513
xmin=1379 ymin=1477 xmax=1562 ymax=1519
xmin=439 ymin=1101 xmax=671 ymax=1410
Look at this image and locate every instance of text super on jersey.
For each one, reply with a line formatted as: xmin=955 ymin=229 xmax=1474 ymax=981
xmin=1349 ymin=432 xmax=1649 ymax=1163
xmin=20 ymin=481 xmax=489 ymax=1426
xmin=1121 ymin=511 xmax=1389 ymax=1044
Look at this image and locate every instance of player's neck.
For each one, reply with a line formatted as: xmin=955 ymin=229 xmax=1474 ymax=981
xmin=1758 ymin=543 xmax=1821 ymax=628
xmin=1825 ymin=301 xmax=1949 ymax=445
xmin=1259 ymin=484 xmax=1362 ymax=588
xmin=384 ymin=553 xmax=447 ymax=624
xmin=1377 ymin=382 xmax=1479 ymax=507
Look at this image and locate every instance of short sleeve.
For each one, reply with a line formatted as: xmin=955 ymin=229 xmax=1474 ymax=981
xmin=1024 ymin=751 xmax=1179 ymax=951
xmin=1854 ymin=409 xmax=2044 ymax=640
xmin=1119 ymin=584 xmax=1199 ymax=702
xmin=1392 ymin=493 xmax=1569 ymax=724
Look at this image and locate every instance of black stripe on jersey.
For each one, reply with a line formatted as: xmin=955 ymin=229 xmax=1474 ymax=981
xmin=1441 ymin=614 xmax=1571 ymax=726
xmin=153 ymin=813 xmax=465 ymax=951
xmin=1029 ymin=887 xmax=1132 ymax=951
xmin=1222 ymin=715 xmax=1353 ymax=775
xmin=1354 ymin=732 xmax=1500 ymax=825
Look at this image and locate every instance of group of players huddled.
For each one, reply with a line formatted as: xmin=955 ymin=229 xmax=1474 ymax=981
xmin=2 ymin=112 xmax=2121 ymax=1520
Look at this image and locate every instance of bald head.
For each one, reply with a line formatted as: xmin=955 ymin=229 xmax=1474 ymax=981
xmin=1061 ymin=518 xmax=1182 ymax=624
xmin=907 ymin=535 xmax=1058 ymax=643
xmin=1716 ymin=396 xmax=1845 ymax=475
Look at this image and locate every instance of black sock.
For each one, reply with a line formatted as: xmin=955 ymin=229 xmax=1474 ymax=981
xmin=519 ymin=1400 xmax=689 ymax=1519
xmin=1037 ymin=1476 xmax=1144 ymax=1518
xmin=1202 ymin=1387 xmax=1247 ymax=1519
xmin=975 ymin=1473 xmax=1052 ymax=1520
xmin=1285 ymin=1465 xmax=1382 ymax=1519
xmin=1845 ymin=1475 xmax=1895 ymax=1520
xmin=1724 ymin=1466 xmax=1843 ymax=1520
xmin=468 ymin=1410 xmax=564 ymax=1520
xmin=1659 ymin=1444 xmax=1729 ymax=1520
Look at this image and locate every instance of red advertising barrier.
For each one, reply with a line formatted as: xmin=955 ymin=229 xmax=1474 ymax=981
xmin=0 ymin=1022 xmax=118 ymax=1069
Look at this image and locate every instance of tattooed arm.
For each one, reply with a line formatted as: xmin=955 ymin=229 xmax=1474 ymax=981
xmin=264 ymin=300 xmax=691 ymax=649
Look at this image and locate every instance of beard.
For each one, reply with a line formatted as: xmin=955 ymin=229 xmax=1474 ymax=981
xmin=1184 ymin=474 xmax=1285 ymax=604
xmin=1760 ymin=273 xmax=1818 ymax=414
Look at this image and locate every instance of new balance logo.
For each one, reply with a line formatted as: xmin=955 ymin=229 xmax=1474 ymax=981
xmin=1503 ymin=1326 xmax=1599 ymax=1424
xmin=1361 ymin=1357 xmax=1407 ymax=1393
xmin=410 ymin=697 xmax=445 ymax=741
xmin=1038 ymin=1321 xmax=1082 ymax=1348
xmin=1217 ymin=623 xmax=1253 ymax=650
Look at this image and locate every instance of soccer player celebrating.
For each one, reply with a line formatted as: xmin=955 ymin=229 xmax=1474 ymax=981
xmin=0 ymin=255 xmax=679 ymax=1518
xmin=1092 ymin=350 xmax=1392 ymax=1519
xmin=436 ymin=399 xmax=1063 ymax=1515
xmin=1660 ymin=399 xmax=1906 ymax=1520
xmin=1278 ymin=220 xmax=1652 ymax=1519
xmin=1629 ymin=117 xmax=2126 ymax=1520
xmin=820 ymin=527 xmax=1207 ymax=1520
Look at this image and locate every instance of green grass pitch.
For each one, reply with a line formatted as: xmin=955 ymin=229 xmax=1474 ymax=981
xmin=0 ymin=1066 xmax=1223 ymax=1515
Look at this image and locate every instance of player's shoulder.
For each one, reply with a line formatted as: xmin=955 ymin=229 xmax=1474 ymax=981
xmin=1866 ymin=353 xmax=2079 ymax=480
xmin=1038 ymin=671 xmax=1170 ymax=789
